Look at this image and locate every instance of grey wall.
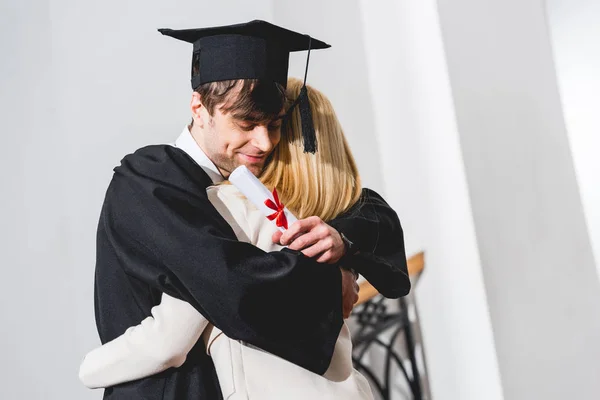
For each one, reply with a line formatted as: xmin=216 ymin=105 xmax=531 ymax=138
xmin=1 ymin=1 xmax=68 ymax=398
xmin=436 ymin=0 xmax=600 ymax=398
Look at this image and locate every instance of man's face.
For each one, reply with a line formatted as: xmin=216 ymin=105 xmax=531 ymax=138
xmin=197 ymin=104 xmax=283 ymax=178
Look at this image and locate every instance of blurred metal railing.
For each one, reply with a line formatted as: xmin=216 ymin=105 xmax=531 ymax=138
xmin=351 ymin=252 xmax=431 ymax=400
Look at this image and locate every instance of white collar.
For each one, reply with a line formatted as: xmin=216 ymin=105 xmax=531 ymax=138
xmin=173 ymin=126 xmax=224 ymax=184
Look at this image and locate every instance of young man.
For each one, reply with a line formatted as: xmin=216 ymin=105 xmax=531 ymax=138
xmin=93 ymin=20 xmax=408 ymax=399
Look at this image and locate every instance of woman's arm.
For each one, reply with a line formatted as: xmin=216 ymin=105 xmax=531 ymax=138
xmin=329 ymin=188 xmax=411 ymax=298
xmin=79 ymin=293 xmax=208 ymax=388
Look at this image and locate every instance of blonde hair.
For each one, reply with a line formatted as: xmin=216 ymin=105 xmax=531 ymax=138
xmin=260 ymin=78 xmax=362 ymax=221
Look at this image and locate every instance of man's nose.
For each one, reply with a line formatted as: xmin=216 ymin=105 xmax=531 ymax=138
xmin=251 ymin=125 xmax=275 ymax=153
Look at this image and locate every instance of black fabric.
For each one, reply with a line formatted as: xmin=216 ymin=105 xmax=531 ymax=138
xmin=189 ymin=34 xmax=288 ymax=90
xmin=330 ymin=189 xmax=411 ymax=299
xmin=158 ymin=20 xmax=330 ymax=88
xmin=297 ymin=85 xmax=317 ymax=153
xmin=94 ymin=144 xmax=409 ymax=399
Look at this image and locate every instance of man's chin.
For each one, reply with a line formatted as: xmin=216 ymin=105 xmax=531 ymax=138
xmin=232 ymin=156 xmax=265 ymax=177
xmin=242 ymin=164 xmax=263 ymax=177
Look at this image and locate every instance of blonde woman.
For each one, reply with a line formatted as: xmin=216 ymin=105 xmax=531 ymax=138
xmin=80 ymin=78 xmax=409 ymax=398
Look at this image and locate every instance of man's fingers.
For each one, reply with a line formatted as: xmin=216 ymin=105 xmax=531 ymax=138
xmin=280 ymin=217 xmax=344 ymax=262
xmin=345 ymin=274 xmax=359 ymax=308
xmin=341 ymin=268 xmax=358 ymax=319
xmin=300 ymin=242 xmax=326 ymax=258
xmin=288 ymin=224 xmax=330 ymax=251
xmin=299 ymin=237 xmax=334 ymax=258
xmin=344 ymin=299 xmax=354 ymax=318
xmin=289 ymin=223 xmax=332 ymax=251
xmin=288 ymin=231 xmax=320 ymax=251
xmin=280 ymin=216 xmax=320 ymax=245
xmin=315 ymin=250 xmax=335 ymax=263
xmin=272 ymin=230 xmax=283 ymax=244
xmin=280 ymin=221 xmax=307 ymax=246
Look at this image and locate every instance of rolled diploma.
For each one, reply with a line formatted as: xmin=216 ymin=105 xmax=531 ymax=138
xmin=229 ymin=165 xmax=298 ymax=232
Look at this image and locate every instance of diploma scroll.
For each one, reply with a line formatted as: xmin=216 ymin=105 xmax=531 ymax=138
xmin=229 ymin=165 xmax=298 ymax=232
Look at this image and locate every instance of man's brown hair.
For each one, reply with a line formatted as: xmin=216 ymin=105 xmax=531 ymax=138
xmin=194 ymin=79 xmax=286 ymax=124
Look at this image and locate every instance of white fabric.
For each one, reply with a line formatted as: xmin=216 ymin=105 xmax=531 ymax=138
xmin=79 ymin=183 xmax=373 ymax=399
xmin=79 ymin=294 xmax=208 ymax=388
xmin=206 ymin=324 xmax=373 ymax=400
xmin=173 ymin=125 xmax=224 ymax=184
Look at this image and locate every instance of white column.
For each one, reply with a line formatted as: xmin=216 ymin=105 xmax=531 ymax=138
xmin=359 ymin=1 xmax=504 ymax=399
xmin=436 ymin=0 xmax=600 ymax=398
xmin=546 ymin=0 xmax=600 ymax=277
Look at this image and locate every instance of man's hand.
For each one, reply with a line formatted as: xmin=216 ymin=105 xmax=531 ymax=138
xmin=341 ymin=268 xmax=359 ymax=319
xmin=272 ymin=216 xmax=346 ymax=263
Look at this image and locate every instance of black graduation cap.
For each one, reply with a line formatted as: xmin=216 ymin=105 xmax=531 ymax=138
xmin=159 ymin=20 xmax=328 ymax=153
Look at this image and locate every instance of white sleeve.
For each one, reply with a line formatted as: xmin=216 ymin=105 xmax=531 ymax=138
xmin=79 ymin=293 xmax=208 ymax=389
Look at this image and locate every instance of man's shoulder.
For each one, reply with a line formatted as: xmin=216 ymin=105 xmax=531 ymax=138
xmin=111 ymin=144 xmax=212 ymax=194
xmin=116 ymin=144 xmax=183 ymax=171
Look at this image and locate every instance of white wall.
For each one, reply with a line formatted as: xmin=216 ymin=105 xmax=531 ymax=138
xmin=546 ymin=0 xmax=600 ymax=276
xmin=359 ymin=1 xmax=504 ymax=399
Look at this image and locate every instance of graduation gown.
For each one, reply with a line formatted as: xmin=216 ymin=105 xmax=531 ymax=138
xmin=94 ymin=144 xmax=409 ymax=399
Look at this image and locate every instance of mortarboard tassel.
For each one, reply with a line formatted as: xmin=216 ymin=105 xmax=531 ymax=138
xmin=282 ymin=35 xmax=318 ymax=153
xmin=298 ymin=85 xmax=317 ymax=153
xmin=299 ymin=35 xmax=317 ymax=153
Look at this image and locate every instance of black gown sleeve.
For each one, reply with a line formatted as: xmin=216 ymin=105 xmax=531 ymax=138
xmin=329 ymin=188 xmax=411 ymax=298
xmin=98 ymin=146 xmax=342 ymax=375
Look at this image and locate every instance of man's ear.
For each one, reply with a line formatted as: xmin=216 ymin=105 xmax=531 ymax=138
xmin=190 ymin=92 xmax=207 ymax=128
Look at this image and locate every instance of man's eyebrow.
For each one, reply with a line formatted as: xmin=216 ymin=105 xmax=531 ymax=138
xmin=233 ymin=116 xmax=260 ymax=124
xmin=232 ymin=113 xmax=286 ymax=124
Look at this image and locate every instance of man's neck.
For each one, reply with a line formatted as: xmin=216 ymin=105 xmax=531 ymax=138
xmin=188 ymin=124 xmax=229 ymax=179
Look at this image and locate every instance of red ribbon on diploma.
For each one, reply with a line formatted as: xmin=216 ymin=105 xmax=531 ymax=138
xmin=265 ymin=188 xmax=288 ymax=229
